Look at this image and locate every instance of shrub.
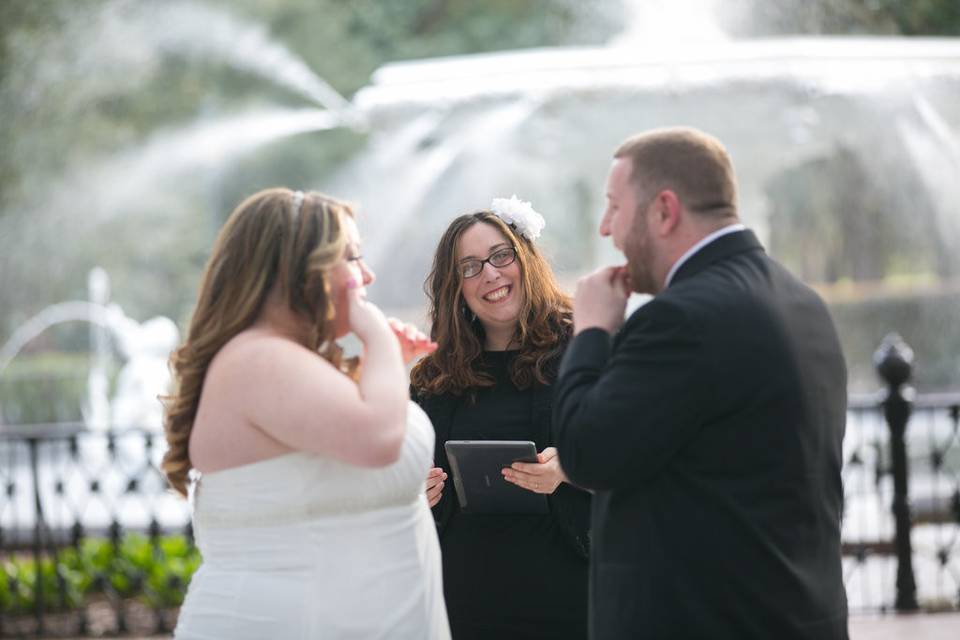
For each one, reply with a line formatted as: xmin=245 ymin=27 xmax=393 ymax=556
xmin=0 ymin=533 xmax=201 ymax=614
xmin=0 ymin=352 xmax=107 ymax=425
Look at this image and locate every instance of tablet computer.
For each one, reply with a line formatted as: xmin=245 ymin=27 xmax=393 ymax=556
xmin=444 ymin=440 xmax=549 ymax=515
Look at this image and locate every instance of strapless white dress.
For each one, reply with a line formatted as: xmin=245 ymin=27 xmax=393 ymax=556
xmin=174 ymin=402 xmax=450 ymax=639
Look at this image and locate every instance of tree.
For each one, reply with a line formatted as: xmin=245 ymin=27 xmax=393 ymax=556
xmin=723 ymin=0 xmax=960 ymax=37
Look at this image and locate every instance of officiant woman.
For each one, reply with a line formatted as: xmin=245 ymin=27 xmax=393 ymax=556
xmin=411 ymin=200 xmax=591 ymax=640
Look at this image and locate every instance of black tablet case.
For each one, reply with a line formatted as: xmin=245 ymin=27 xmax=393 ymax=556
xmin=444 ymin=440 xmax=549 ymax=514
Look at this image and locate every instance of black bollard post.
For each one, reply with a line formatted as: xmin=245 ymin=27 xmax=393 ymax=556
xmin=874 ymin=333 xmax=919 ymax=612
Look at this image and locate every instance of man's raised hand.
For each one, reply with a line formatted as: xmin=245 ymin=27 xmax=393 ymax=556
xmin=573 ymin=265 xmax=631 ymax=335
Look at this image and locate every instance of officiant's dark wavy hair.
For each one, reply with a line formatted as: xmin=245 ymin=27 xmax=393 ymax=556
xmin=411 ymin=211 xmax=571 ymax=397
xmin=161 ymin=188 xmax=357 ymax=497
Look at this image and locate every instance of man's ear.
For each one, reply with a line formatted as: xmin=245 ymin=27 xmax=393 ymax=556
xmin=654 ymin=190 xmax=682 ymax=236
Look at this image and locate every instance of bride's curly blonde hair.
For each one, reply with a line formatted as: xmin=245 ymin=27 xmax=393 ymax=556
xmin=161 ymin=188 xmax=356 ymax=497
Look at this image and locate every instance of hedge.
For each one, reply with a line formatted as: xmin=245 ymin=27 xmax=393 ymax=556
xmin=1 ymin=533 xmax=200 ymax=615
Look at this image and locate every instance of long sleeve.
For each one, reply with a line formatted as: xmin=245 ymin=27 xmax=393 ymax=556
xmin=553 ymin=298 xmax=708 ymax=491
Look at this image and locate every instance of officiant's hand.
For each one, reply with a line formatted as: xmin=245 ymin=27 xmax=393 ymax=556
xmin=425 ymin=467 xmax=446 ymax=508
xmin=502 ymin=447 xmax=566 ymax=494
xmin=573 ymin=264 xmax=631 ymax=335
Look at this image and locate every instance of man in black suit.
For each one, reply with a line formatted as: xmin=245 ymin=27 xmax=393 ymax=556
xmin=554 ymin=127 xmax=848 ymax=639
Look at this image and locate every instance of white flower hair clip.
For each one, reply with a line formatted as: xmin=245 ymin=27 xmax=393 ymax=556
xmin=489 ymin=195 xmax=545 ymax=241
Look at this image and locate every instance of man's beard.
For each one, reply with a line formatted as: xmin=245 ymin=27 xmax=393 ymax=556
xmin=627 ymin=257 xmax=656 ymax=294
xmin=624 ymin=223 xmax=659 ymax=295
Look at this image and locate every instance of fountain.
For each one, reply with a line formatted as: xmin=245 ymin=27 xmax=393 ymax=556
xmin=0 ymin=268 xmax=178 ymax=432
xmin=329 ymin=36 xmax=960 ymax=392
xmin=0 ymin=268 xmax=185 ymax=538
xmin=3 ymin=1 xmax=955 ymax=392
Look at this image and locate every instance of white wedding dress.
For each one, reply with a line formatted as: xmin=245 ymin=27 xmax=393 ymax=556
xmin=174 ymin=402 xmax=450 ymax=639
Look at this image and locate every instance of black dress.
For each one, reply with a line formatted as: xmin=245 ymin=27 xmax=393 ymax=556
xmin=415 ymin=350 xmax=589 ymax=640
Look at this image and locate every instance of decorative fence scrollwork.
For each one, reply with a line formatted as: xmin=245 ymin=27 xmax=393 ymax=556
xmin=0 ymin=424 xmax=193 ymax=637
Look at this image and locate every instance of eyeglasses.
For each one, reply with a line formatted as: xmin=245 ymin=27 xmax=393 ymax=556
xmin=459 ymin=247 xmax=517 ymax=279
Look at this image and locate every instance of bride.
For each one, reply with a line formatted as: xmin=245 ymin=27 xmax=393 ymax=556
xmin=162 ymin=187 xmax=449 ymax=639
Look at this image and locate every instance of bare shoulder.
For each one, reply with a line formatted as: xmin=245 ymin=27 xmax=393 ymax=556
xmin=208 ymin=330 xmax=337 ymax=383
xmin=218 ymin=330 xmax=312 ymax=360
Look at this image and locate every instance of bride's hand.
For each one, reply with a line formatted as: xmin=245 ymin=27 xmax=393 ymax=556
xmin=387 ymin=318 xmax=437 ymax=364
xmin=425 ymin=466 xmax=446 ymax=508
xmin=501 ymin=447 xmax=567 ymax=494
xmin=346 ymin=279 xmax=392 ymax=341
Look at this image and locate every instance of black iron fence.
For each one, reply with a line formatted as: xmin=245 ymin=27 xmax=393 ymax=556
xmin=842 ymin=334 xmax=960 ymax=613
xmin=0 ymin=424 xmax=193 ymax=637
xmin=0 ymin=334 xmax=958 ymax=636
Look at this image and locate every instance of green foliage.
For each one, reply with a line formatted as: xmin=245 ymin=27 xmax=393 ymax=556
xmin=874 ymin=0 xmax=960 ymax=35
xmin=0 ymin=352 xmax=99 ymax=425
xmin=213 ymin=0 xmax=613 ymax=94
xmin=0 ymin=533 xmax=202 ymax=616
xmin=830 ymin=291 xmax=960 ymax=393
xmin=0 ymin=553 xmax=85 ymax=615
xmin=724 ymin=0 xmax=960 ymax=36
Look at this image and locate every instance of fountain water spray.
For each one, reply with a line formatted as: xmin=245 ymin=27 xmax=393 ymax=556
xmin=91 ymin=0 xmax=363 ymax=124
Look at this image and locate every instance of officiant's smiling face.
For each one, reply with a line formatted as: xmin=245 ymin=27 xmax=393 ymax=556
xmin=603 ymin=157 xmax=658 ymax=294
xmin=457 ymin=221 xmax=525 ymax=334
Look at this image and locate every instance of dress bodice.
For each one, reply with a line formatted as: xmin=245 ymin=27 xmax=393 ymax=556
xmin=193 ymin=401 xmax=434 ymax=530
xmin=175 ymin=401 xmax=450 ymax=639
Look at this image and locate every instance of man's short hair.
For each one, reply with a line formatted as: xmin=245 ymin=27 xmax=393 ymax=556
xmin=614 ymin=127 xmax=738 ymax=219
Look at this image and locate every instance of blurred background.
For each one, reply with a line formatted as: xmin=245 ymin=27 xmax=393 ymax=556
xmin=1 ymin=0 xmax=958 ymax=418
xmin=1 ymin=2 xmax=960 ymax=631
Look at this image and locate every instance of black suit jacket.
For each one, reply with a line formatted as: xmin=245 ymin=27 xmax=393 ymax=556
xmin=554 ymin=229 xmax=848 ymax=640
